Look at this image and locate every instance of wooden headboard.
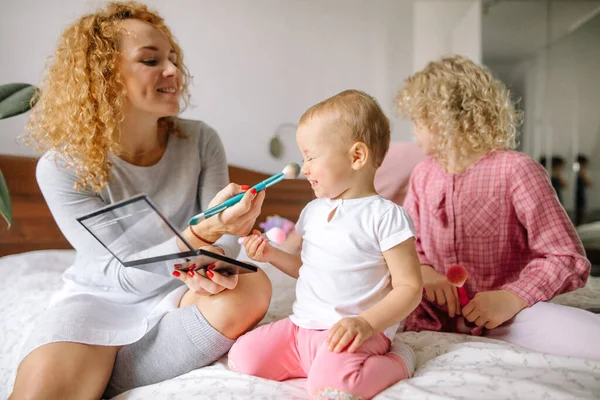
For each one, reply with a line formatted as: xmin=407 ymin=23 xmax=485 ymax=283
xmin=0 ymin=154 xmax=313 ymax=257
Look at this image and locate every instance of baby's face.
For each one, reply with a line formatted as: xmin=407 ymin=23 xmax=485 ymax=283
xmin=296 ymin=117 xmax=354 ymax=199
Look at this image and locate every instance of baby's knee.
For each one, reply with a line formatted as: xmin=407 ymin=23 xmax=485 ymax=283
xmin=227 ymin=343 xmax=248 ymax=374
xmin=227 ymin=337 xmax=266 ymax=376
xmin=307 ymin=345 xmax=413 ymax=399
xmin=311 ymin=387 xmax=364 ymax=400
xmin=307 ymin=369 xmax=363 ymax=399
xmin=309 ymin=383 xmax=365 ymax=400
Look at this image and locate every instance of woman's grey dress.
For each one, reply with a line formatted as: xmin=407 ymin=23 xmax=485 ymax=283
xmin=19 ymin=119 xmax=239 ymax=361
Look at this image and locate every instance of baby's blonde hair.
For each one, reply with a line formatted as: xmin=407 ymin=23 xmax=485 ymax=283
xmin=299 ymin=90 xmax=390 ymax=168
xmin=395 ymin=56 xmax=521 ymax=165
xmin=23 ymin=1 xmax=191 ymax=191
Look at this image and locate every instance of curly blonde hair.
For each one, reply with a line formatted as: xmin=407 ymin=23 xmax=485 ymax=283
xmin=23 ymin=1 xmax=191 ymax=191
xmin=395 ymin=56 xmax=521 ymax=166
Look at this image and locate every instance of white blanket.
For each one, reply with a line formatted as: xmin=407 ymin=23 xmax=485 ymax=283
xmin=1 ymin=250 xmax=599 ymax=399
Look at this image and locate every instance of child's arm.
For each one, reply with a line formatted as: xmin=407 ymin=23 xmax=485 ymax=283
xmin=327 ymin=237 xmax=422 ymax=353
xmin=243 ymin=231 xmax=303 ymax=278
xmin=462 ymin=156 xmax=591 ymax=330
xmin=503 ymin=156 xmax=590 ymax=305
xmin=266 ymin=246 xmax=303 ymax=278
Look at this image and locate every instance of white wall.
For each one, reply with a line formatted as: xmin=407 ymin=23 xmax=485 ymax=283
xmin=452 ymin=0 xmax=482 ymax=65
xmin=413 ymin=0 xmax=481 ymax=72
xmin=0 ymin=0 xmax=414 ymax=174
xmin=485 ymin=61 xmax=527 ymax=100
xmin=0 ymin=0 xmax=99 ymax=158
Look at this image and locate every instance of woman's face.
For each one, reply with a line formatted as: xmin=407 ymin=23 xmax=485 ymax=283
xmin=117 ymin=19 xmax=182 ymax=118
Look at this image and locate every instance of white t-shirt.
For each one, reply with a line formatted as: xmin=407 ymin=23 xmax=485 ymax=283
xmin=290 ymin=195 xmax=415 ymax=340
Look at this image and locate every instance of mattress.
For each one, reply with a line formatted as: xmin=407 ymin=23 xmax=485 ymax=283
xmin=1 ymin=249 xmax=599 ymax=399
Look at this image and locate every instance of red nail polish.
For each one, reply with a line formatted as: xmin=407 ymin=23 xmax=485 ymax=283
xmin=172 ymin=271 xmax=181 ymax=277
xmin=241 ymin=185 xmax=250 ymax=190
xmin=251 ymin=188 xmax=257 ymax=195
xmin=207 ymin=271 xmax=214 ymax=279
xmin=188 ymin=270 xmax=195 ymax=278
xmin=207 ymin=264 xmax=215 ymax=270
xmin=174 ymin=263 xmax=182 ymax=268
xmin=189 ymin=264 xmax=196 ymax=271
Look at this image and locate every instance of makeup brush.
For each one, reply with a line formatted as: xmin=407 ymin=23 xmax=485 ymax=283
xmin=188 ymin=163 xmax=301 ymax=225
xmin=446 ymin=264 xmax=470 ymax=307
xmin=447 ymin=264 xmax=484 ymax=335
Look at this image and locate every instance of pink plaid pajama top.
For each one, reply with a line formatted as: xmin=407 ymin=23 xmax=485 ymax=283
xmin=402 ymin=151 xmax=590 ymax=332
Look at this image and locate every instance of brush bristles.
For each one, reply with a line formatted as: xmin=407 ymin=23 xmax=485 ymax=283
xmin=446 ymin=264 xmax=468 ymax=287
xmin=282 ymin=162 xmax=301 ymax=179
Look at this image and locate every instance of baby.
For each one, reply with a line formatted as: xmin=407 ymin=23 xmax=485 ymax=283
xmin=228 ymin=90 xmax=423 ymax=400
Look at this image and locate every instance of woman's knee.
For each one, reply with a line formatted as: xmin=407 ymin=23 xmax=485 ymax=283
xmin=194 ymin=268 xmax=272 ymax=339
xmin=11 ymin=353 xmax=60 ymax=400
xmin=11 ymin=342 xmax=117 ymax=400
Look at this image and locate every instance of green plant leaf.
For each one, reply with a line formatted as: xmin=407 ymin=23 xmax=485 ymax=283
xmin=0 ymin=169 xmax=11 ymax=228
xmin=0 ymin=83 xmax=38 ymax=119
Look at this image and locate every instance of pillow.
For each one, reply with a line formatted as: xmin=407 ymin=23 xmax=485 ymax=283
xmin=375 ymin=142 xmax=426 ymax=205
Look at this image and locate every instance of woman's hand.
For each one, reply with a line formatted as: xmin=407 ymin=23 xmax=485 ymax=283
xmin=182 ymin=183 xmax=266 ymax=249
xmin=242 ymin=229 xmax=273 ymax=263
xmin=204 ymin=183 xmax=266 ymax=238
xmin=421 ymin=264 xmax=461 ymax=317
xmin=171 ymin=246 xmax=239 ymax=295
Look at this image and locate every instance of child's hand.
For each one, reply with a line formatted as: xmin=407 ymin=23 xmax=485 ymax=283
xmin=326 ymin=317 xmax=374 ymax=353
xmin=421 ymin=265 xmax=461 ymax=317
xmin=242 ymin=229 xmax=273 ymax=263
xmin=462 ymin=290 xmax=528 ymax=329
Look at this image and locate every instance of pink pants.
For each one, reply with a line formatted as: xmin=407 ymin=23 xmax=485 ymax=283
xmin=228 ymin=318 xmax=411 ymax=399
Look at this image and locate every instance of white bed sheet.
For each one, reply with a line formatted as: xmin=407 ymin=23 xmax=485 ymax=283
xmin=1 ymin=249 xmax=599 ymax=400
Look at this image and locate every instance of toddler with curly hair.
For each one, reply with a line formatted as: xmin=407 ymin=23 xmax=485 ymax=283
xmin=397 ymin=55 xmax=599 ymax=359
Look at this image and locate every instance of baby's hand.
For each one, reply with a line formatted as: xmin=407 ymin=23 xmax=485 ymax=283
xmin=326 ymin=316 xmax=374 ymax=353
xmin=242 ymin=229 xmax=273 ymax=263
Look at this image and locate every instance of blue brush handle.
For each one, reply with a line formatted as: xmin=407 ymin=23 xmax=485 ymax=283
xmin=188 ymin=172 xmax=284 ymax=225
xmin=263 ymin=174 xmax=284 ymax=188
